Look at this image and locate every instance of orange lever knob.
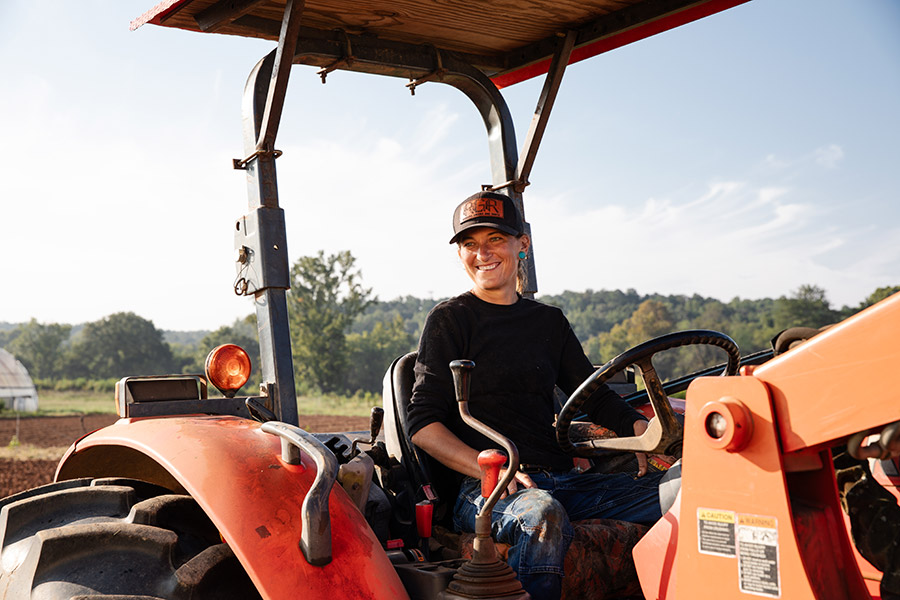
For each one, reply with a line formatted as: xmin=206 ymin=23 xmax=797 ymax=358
xmin=478 ymin=449 xmax=507 ymax=498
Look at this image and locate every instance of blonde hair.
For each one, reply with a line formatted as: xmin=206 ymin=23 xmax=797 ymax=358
xmin=516 ymin=262 xmax=528 ymax=294
xmin=516 ymin=235 xmax=529 ymax=294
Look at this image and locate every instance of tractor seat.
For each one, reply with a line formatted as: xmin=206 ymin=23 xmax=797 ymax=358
xmin=382 ymin=352 xmax=461 ymax=529
xmin=382 ymin=352 xmax=649 ymax=599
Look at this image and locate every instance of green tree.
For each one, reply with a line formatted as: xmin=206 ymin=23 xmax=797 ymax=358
xmin=64 ymin=312 xmax=173 ymax=379
xmin=584 ymin=299 xmax=675 ymax=363
xmin=352 ymin=295 xmax=439 ymax=340
xmin=773 ymin=284 xmax=838 ymax=331
xmin=582 ymin=299 xmax=728 ymax=380
xmin=287 ymin=251 xmax=373 ymax=393
xmin=0 ymin=325 xmax=22 ymax=349
xmin=859 ymin=285 xmax=900 ymax=310
xmin=541 ymin=289 xmax=642 ymax=341
xmin=725 ymin=296 xmax=778 ymax=352
xmin=7 ymin=319 xmax=72 ymax=379
xmin=345 ymin=315 xmax=416 ymax=394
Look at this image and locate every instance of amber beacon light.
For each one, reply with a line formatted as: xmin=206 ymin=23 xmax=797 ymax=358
xmin=205 ymin=344 xmax=252 ymax=397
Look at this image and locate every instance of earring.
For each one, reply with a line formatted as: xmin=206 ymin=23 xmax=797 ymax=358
xmin=518 ymin=251 xmax=527 ymax=260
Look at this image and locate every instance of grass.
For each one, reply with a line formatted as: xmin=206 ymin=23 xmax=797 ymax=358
xmin=296 ymin=393 xmax=378 ymax=417
xmin=2 ymin=389 xmax=377 ymax=418
xmin=0 ymin=444 xmax=69 ymax=460
xmin=31 ymin=389 xmax=117 ymax=415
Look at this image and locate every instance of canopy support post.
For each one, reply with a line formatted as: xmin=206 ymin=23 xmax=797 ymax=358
xmin=235 ymin=1 xmax=305 ymax=426
xmin=516 ymin=30 xmax=575 ymax=193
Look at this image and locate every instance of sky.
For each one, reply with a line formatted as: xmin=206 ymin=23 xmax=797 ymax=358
xmin=1 ymin=0 xmax=898 ymax=332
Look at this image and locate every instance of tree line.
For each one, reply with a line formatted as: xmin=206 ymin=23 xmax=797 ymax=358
xmin=1 ymin=250 xmax=896 ymax=398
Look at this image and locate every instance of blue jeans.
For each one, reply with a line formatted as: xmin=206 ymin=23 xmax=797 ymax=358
xmin=453 ymin=469 xmax=663 ymax=600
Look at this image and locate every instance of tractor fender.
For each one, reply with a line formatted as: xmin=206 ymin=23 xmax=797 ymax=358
xmin=55 ymin=415 xmax=409 ymax=600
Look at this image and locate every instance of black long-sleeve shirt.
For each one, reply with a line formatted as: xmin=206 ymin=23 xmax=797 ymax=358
xmin=407 ymin=292 xmax=644 ymax=471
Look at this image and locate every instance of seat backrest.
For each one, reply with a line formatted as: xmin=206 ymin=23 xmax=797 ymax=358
xmin=382 ymin=351 xmax=460 ymax=525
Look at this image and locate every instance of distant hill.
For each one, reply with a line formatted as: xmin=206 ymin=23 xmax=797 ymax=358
xmin=163 ymin=330 xmax=210 ymax=347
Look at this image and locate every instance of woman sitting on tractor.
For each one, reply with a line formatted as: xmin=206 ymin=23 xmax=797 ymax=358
xmin=407 ymin=191 xmax=664 ymax=600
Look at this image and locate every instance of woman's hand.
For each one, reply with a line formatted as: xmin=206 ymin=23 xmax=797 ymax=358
xmin=632 ymin=419 xmax=677 ymax=476
xmin=632 ymin=419 xmax=651 ymax=476
xmin=499 ymin=469 xmax=537 ymax=498
xmin=413 ymin=423 xmax=539 ymax=497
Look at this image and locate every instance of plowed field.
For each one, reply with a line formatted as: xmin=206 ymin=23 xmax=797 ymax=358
xmin=0 ymin=414 xmax=370 ymax=498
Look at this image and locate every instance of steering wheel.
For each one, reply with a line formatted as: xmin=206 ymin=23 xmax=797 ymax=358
xmin=556 ymin=330 xmax=740 ymax=458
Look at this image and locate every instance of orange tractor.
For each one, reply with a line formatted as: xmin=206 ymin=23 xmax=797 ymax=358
xmin=2 ymin=1 xmax=898 ymax=599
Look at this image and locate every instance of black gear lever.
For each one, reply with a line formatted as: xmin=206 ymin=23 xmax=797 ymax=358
xmin=351 ymin=406 xmax=384 ymax=457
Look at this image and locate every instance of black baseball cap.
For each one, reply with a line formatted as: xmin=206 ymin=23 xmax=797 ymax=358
xmin=449 ymin=191 xmax=524 ymax=244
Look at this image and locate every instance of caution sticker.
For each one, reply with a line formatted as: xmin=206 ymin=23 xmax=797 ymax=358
xmin=697 ymin=508 xmax=736 ymax=557
xmin=737 ymin=514 xmax=780 ymax=598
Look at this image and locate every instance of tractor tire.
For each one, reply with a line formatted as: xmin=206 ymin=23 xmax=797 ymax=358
xmin=0 ymin=477 xmax=262 ymax=600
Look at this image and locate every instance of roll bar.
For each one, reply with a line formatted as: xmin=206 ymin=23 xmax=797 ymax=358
xmin=235 ymin=4 xmax=575 ymax=422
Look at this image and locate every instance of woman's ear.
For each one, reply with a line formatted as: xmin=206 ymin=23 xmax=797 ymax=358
xmin=519 ymin=234 xmax=531 ymax=256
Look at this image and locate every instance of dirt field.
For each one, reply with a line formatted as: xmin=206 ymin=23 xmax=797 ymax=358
xmin=0 ymin=414 xmax=370 ymax=498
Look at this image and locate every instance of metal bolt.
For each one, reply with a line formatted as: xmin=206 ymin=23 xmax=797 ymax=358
xmin=705 ymin=412 xmax=727 ymax=439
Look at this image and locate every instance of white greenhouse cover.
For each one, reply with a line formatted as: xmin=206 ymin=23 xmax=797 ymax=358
xmin=0 ymin=348 xmax=39 ymax=412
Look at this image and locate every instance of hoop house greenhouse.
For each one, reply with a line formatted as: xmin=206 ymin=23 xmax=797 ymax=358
xmin=0 ymin=348 xmax=38 ymax=412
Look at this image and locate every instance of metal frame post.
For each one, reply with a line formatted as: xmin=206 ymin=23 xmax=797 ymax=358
xmin=235 ymin=1 xmax=305 ymax=426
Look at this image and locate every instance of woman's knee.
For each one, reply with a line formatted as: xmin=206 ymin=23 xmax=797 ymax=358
xmin=500 ymin=489 xmax=573 ymax=538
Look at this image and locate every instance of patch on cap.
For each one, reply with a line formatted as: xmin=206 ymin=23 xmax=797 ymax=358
xmin=460 ymin=196 xmax=504 ymax=224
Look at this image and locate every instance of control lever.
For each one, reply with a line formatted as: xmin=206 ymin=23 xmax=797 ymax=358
xmin=416 ymin=500 xmax=433 ymax=560
xmin=450 ymin=360 xmax=520 ymax=539
xmin=351 ymin=406 xmax=385 ymax=457
xmin=441 ymin=360 xmax=530 ymax=599
xmin=478 ymin=449 xmax=506 ymax=499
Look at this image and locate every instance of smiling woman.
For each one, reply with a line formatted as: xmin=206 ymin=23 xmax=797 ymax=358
xmin=406 ymin=189 xmax=662 ymax=600
xmin=457 ymin=228 xmax=528 ymax=304
xmin=451 ymin=192 xmax=531 ymax=305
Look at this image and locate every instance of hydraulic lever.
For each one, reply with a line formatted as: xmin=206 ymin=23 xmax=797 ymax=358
xmin=351 ymin=406 xmax=384 ymax=457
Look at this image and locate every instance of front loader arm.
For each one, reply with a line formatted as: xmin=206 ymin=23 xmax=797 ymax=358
xmin=634 ymin=292 xmax=900 ymax=599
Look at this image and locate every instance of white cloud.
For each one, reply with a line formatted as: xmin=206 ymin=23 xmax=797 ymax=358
xmin=526 ymin=178 xmax=893 ymax=308
xmin=814 ymin=144 xmax=844 ymax=169
xmin=4 ymin=1 xmax=898 ymax=334
xmin=274 ymin=104 xmax=483 ymax=303
xmin=762 ymin=144 xmax=845 ymax=172
xmin=763 ymin=154 xmax=790 ymax=169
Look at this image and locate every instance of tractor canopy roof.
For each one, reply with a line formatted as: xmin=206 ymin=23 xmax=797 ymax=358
xmin=131 ymin=0 xmax=749 ymax=88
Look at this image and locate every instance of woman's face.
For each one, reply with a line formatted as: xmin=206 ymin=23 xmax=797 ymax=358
xmin=457 ymin=228 xmax=528 ymax=302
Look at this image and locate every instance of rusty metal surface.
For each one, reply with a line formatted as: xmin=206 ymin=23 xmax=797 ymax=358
xmin=55 ymin=415 xmax=409 ymax=600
